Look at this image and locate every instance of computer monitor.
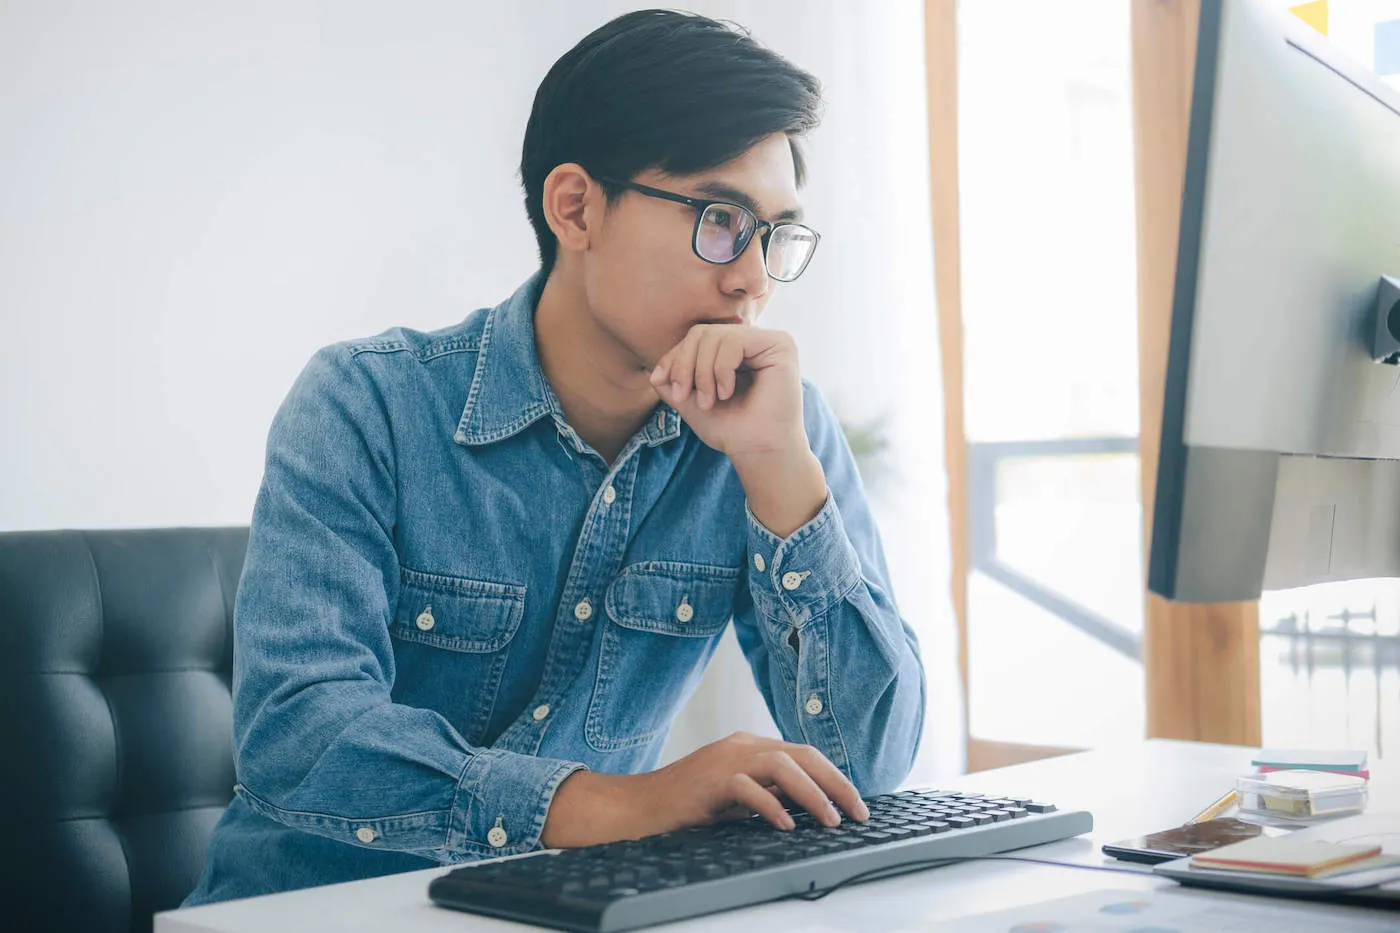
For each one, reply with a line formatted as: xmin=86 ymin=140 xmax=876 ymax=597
xmin=1149 ymin=0 xmax=1400 ymax=602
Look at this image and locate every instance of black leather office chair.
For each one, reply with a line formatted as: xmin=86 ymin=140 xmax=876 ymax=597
xmin=0 ymin=527 xmax=249 ymax=933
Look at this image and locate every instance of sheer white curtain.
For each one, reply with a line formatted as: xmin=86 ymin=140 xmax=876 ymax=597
xmin=0 ymin=0 xmax=962 ymax=780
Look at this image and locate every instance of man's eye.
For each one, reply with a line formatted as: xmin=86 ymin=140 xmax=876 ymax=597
xmin=709 ymin=209 xmax=733 ymax=228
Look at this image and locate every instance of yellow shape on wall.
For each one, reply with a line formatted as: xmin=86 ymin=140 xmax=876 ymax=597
xmin=1290 ymin=0 xmax=1329 ymax=36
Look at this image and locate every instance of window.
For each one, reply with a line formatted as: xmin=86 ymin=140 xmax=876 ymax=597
xmin=957 ymin=0 xmax=1143 ymax=753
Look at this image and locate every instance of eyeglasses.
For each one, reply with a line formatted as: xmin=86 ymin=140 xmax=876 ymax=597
xmin=596 ymin=176 xmax=821 ymax=283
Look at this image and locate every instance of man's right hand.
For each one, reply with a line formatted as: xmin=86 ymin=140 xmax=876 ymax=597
xmin=539 ymin=731 xmax=870 ymax=850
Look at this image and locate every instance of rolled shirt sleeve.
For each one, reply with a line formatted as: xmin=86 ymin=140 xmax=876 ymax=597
xmin=733 ymin=380 xmax=927 ymax=796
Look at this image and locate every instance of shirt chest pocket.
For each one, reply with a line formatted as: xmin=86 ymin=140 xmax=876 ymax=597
xmin=586 ymin=561 xmax=739 ymax=752
xmin=389 ymin=567 xmax=526 ymax=743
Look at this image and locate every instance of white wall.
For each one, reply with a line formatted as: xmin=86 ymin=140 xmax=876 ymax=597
xmin=1 ymin=0 xmax=963 ymax=779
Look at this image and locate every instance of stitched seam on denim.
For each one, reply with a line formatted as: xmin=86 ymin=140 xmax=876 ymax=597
xmin=456 ymin=304 xmax=498 ymax=438
xmin=615 ymin=560 xmax=741 ymax=581
xmin=605 ymin=573 xmax=736 ymax=634
xmin=783 ymin=493 xmax=837 ymax=548
xmin=745 ymin=501 xmax=784 ymax=550
xmin=446 ymin=753 xmax=477 ymax=852
xmin=399 ymin=567 xmax=526 ymax=598
xmin=793 ymin=614 xmax=814 ymax=747
xmin=419 ymin=335 xmax=482 ymax=361
xmin=469 ymin=647 xmax=509 ymax=740
xmin=466 ymin=404 xmax=553 ymax=443
xmin=390 ymin=584 xmax=523 ymax=652
xmin=347 ymin=341 xmax=410 ymax=357
xmin=235 ymin=783 xmax=445 ymax=825
xmin=819 ymin=613 xmax=854 ymax=778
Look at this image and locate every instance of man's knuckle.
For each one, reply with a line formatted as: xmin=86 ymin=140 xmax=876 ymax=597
xmin=763 ymin=750 xmax=794 ymax=770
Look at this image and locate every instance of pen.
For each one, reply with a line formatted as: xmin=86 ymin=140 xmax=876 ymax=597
xmin=1187 ymin=789 xmax=1238 ymax=824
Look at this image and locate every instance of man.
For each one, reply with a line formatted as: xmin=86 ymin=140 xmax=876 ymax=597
xmin=184 ymin=8 xmax=925 ymax=905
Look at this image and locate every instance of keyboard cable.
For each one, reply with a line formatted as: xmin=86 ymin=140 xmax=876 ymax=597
xmin=793 ymin=854 xmax=1156 ymax=902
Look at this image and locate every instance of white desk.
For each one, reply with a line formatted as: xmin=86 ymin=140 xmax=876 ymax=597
xmin=157 ymin=740 xmax=1399 ymax=931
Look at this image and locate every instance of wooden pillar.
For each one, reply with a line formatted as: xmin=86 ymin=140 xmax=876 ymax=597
xmin=925 ymin=0 xmax=972 ymax=763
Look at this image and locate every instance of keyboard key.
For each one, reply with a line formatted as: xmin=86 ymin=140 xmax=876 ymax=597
xmin=1005 ymin=807 xmax=1029 ymax=819
xmin=945 ymin=817 xmax=975 ymax=828
xmin=1024 ymin=802 xmax=1057 ymax=814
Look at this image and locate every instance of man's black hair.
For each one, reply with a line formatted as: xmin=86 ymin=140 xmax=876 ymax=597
xmin=520 ymin=9 xmax=823 ymax=274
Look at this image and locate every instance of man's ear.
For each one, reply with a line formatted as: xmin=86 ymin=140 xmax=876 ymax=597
xmin=541 ymin=163 xmax=600 ymax=259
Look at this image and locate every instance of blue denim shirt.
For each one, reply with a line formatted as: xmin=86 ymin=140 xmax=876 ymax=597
xmin=183 ymin=272 xmax=925 ymax=906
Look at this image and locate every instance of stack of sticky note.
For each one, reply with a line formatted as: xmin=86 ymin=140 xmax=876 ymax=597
xmin=1192 ymin=837 xmax=1382 ymax=878
xmin=1251 ymin=748 xmax=1369 ymax=780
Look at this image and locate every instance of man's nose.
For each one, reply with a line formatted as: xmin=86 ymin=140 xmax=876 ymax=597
xmin=721 ymin=236 xmax=770 ymax=302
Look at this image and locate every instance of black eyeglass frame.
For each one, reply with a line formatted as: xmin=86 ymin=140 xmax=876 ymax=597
xmin=595 ymin=175 xmax=821 ymax=282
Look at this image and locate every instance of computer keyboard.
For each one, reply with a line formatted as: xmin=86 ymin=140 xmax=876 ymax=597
xmin=428 ymin=788 xmax=1093 ymax=932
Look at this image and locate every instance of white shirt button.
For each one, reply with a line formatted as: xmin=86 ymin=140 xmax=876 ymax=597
xmin=532 ymin=704 xmax=551 ymax=722
xmin=487 ymin=818 xmax=508 ymax=848
xmin=355 ymin=826 xmax=378 ymax=844
xmin=753 ymin=553 xmax=766 ymax=573
xmin=675 ymin=600 xmax=694 ymax=623
xmin=782 ymin=571 xmax=805 ymax=591
xmin=415 ymin=606 xmax=435 ymax=631
xmin=602 ymin=485 xmax=617 ymax=505
xmin=805 ymin=694 xmax=824 ymax=716
xmin=574 ymin=598 xmax=593 ymax=622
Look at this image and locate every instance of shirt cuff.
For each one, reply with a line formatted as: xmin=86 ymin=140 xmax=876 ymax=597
xmin=450 ymin=747 xmax=588 ymax=859
xmin=745 ymin=490 xmax=863 ymax=628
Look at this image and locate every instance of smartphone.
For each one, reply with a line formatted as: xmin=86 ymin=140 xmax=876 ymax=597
xmin=1101 ymin=817 xmax=1272 ymax=864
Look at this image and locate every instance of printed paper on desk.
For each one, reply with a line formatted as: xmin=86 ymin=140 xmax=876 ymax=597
xmin=920 ymin=887 xmax=1400 ymax=932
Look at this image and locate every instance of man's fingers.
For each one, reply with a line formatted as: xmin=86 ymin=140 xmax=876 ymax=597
xmin=650 ymin=349 xmax=675 ymax=386
xmin=753 ymin=750 xmax=843 ymax=828
xmin=714 ymin=334 xmax=745 ymax=401
xmin=668 ymin=329 xmax=701 ymax=403
xmin=727 ymin=773 xmax=795 ymax=831
xmin=693 ymin=328 xmax=723 ymax=410
xmin=784 ymin=744 xmax=870 ymax=821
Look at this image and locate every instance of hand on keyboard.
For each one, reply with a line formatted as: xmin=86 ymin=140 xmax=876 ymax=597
xmin=541 ymin=731 xmax=870 ymax=848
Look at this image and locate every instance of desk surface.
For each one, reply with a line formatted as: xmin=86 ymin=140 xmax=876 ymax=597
xmin=157 ymin=740 xmax=1399 ymax=932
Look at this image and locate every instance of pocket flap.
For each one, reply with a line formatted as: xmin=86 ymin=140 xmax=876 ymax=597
xmin=605 ymin=560 xmax=739 ymax=636
xmin=392 ymin=568 xmax=525 ymax=653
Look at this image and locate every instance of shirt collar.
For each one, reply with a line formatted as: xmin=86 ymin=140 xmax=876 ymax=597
xmin=453 ymin=271 xmax=682 ymax=449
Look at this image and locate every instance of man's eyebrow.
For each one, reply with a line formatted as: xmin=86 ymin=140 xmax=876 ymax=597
xmin=693 ymin=181 xmax=804 ymax=223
